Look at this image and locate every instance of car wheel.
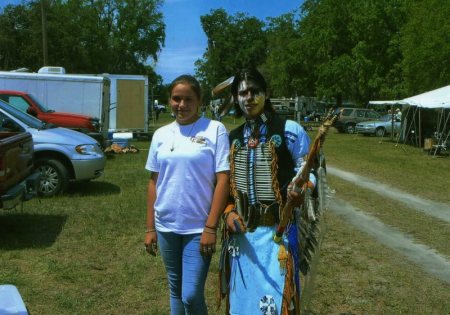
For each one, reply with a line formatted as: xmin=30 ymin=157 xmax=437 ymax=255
xmin=36 ymin=158 xmax=69 ymax=197
xmin=375 ymin=127 xmax=386 ymax=137
xmin=345 ymin=124 xmax=355 ymax=134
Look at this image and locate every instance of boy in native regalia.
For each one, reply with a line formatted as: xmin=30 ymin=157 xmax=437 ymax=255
xmin=218 ymin=69 xmax=316 ymax=315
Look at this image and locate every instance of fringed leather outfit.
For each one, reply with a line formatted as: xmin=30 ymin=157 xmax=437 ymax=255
xmin=219 ymin=112 xmax=303 ymax=315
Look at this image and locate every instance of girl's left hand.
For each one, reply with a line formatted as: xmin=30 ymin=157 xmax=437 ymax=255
xmin=200 ymin=231 xmax=216 ymax=256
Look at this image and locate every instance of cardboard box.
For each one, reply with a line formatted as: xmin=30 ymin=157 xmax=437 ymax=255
xmin=424 ymin=138 xmax=435 ymax=150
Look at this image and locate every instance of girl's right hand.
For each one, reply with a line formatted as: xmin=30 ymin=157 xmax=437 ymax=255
xmin=144 ymin=231 xmax=158 ymax=256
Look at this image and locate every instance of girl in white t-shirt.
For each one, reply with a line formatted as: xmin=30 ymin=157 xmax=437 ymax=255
xmin=144 ymin=74 xmax=230 ymax=315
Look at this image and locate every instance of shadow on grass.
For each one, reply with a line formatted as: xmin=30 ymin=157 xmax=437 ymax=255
xmin=67 ymin=180 xmax=121 ymax=196
xmin=0 ymin=213 xmax=67 ymax=249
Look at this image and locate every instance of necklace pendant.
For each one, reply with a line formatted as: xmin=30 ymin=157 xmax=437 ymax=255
xmin=248 ymin=137 xmax=259 ymax=148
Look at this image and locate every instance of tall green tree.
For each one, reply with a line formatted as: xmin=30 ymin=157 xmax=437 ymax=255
xmin=297 ymin=0 xmax=354 ymax=105
xmin=347 ymin=0 xmax=407 ymax=101
xmin=263 ymin=12 xmax=305 ymax=98
xmin=298 ymin=0 xmax=407 ymax=105
xmin=401 ymin=0 xmax=450 ymax=94
xmin=0 ymin=3 xmax=39 ymax=70
xmin=196 ymin=9 xmax=267 ymax=97
xmin=0 ymin=0 xmax=165 ymax=78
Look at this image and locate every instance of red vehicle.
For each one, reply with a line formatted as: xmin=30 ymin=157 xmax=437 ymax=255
xmin=0 ymin=90 xmax=100 ymax=134
xmin=0 ymin=131 xmax=39 ymax=209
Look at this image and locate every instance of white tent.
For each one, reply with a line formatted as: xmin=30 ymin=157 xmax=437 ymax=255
xmin=402 ymin=85 xmax=450 ymax=108
xmin=369 ymin=86 xmax=450 ymax=150
xmin=401 ymin=86 xmax=450 ymax=150
xmin=368 ymin=100 xmax=407 ymax=106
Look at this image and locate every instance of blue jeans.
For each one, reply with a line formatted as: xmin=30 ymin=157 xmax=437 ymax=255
xmin=157 ymin=231 xmax=211 ymax=315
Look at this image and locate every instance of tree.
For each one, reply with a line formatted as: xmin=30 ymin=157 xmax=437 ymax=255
xmin=263 ymin=12 xmax=306 ymax=98
xmin=401 ymin=0 xmax=450 ymax=94
xmin=0 ymin=3 xmax=39 ymax=70
xmin=294 ymin=0 xmax=354 ymax=105
xmin=297 ymin=0 xmax=407 ymax=105
xmin=196 ymin=9 xmax=267 ymax=99
xmin=0 ymin=0 xmax=165 ymax=78
xmin=346 ymin=0 xmax=407 ymax=101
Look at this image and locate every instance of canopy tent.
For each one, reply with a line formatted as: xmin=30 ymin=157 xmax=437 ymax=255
xmin=368 ymin=100 xmax=407 ymax=106
xmin=369 ymin=86 xmax=450 ymax=150
xmin=402 ymin=85 xmax=450 ymax=108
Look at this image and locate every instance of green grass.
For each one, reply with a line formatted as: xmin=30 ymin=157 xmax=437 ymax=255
xmin=0 ymin=116 xmax=449 ymax=314
xmin=304 ymin=129 xmax=450 ymax=314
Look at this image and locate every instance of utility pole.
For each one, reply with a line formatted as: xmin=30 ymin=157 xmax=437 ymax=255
xmin=40 ymin=0 xmax=48 ymax=66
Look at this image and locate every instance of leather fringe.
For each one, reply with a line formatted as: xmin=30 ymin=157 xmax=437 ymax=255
xmin=281 ymin=253 xmax=300 ymax=315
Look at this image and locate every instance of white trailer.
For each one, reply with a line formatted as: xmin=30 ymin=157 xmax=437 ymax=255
xmin=0 ymin=69 xmax=111 ymax=142
xmin=106 ymin=74 xmax=149 ymax=137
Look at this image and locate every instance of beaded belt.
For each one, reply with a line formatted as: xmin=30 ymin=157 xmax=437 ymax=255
xmin=258 ymin=210 xmax=278 ymax=227
xmin=236 ymin=192 xmax=279 ymax=231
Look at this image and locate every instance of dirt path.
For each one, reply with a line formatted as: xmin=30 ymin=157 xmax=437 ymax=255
xmin=326 ymin=166 xmax=450 ymax=285
xmin=327 ymin=166 xmax=450 ymax=223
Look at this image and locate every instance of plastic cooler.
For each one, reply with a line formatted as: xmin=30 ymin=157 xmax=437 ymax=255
xmin=0 ymin=284 xmax=28 ymax=315
xmin=111 ymin=132 xmax=133 ymax=148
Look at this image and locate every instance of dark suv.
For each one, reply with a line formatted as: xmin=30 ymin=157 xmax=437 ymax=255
xmin=333 ymin=107 xmax=382 ymax=133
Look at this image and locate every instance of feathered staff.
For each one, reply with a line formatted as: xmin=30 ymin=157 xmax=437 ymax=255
xmin=273 ymin=110 xmax=338 ymax=244
xmin=211 ymin=76 xmax=235 ymax=118
xmin=211 ymin=76 xmax=234 ymax=96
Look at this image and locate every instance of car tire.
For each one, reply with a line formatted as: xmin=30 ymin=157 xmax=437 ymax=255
xmin=375 ymin=127 xmax=386 ymax=137
xmin=345 ymin=124 xmax=356 ymax=134
xmin=36 ymin=158 xmax=69 ymax=197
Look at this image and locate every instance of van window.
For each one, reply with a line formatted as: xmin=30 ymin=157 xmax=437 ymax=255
xmin=341 ymin=109 xmax=353 ymax=116
xmin=355 ymin=110 xmax=365 ymax=118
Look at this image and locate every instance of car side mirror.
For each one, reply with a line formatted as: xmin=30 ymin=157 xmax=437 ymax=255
xmin=27 ymin=107 xmax=37 ymax=117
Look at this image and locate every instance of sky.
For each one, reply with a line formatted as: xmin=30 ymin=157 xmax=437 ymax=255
xmin=1 ymin=0 xmax=302 ymax=83
xmin=156 ymin=0 xmax=302 ymax=83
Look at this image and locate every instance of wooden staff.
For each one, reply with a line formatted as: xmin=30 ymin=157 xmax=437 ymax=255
xmin=273 ymin=110 xmax=338 ymax=243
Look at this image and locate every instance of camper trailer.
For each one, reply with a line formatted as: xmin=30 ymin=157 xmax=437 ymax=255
xmin=106 ymin=74 xmax=149 ymax=137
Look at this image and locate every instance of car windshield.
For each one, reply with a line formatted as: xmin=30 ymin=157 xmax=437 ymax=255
xmin=0 ymin=99 xmax=47 ymax=129
xmin=28 ymin=94 xmax=52 ymax=112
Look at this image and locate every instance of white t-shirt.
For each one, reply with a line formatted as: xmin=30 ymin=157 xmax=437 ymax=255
xmin=145 ymin=117 xmax=230 ymax=234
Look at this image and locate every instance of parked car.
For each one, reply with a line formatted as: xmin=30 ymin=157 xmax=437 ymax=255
xmin=305 ymin=110 xmax=326 ymax=122
xmin=153 ymin=104 xmax=167 ymax=112
xmin=356 ymin=114 xmax=401 ymax=137
xmin=0 ymin=100 xmax=106 ymax=197
xmin=333 ymin=107 xmax=382 ymax=133
xmin=273 ymin=104 xmax=295 ymax=119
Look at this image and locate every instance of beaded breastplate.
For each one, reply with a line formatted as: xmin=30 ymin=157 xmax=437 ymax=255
xmin=231 ymin=140 xmax=281 ymax=205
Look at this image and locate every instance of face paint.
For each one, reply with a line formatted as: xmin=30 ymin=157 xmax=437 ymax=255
xmin=237 ymin=80 xmax=266 ymax=118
